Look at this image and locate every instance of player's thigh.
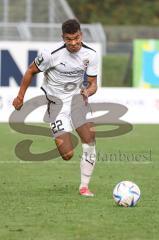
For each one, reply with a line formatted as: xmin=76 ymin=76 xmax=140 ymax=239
xmin=49 ymin=110 xmax=74 ymax=160
xmin=76 ymin=122 xmax=95 ymax=144
xmin=55 ymin=132 xmax=74 ymax=160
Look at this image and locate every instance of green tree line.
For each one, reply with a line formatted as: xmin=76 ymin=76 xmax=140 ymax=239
xmin=67 ymin=0 xmax=159 ymax=25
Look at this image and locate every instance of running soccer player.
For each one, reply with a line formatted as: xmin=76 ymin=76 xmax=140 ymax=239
xmin=12 ymin=19 xmax=98 ymax=197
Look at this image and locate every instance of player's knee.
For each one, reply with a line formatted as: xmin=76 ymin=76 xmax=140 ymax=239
xmin=82 ymin=137 xmax=95 ymax=145
xmin=62 ymin=151 xmax=74 ymax=161
xmin=81 ymin=132 xmax=95 ymax=144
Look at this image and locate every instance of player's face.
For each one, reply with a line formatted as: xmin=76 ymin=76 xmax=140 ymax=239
xmin=63 ymin=31 xmax=82 ymax=53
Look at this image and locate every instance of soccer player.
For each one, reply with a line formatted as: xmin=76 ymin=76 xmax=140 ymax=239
xmin=12 ymin=19 xmax=98 ymax=197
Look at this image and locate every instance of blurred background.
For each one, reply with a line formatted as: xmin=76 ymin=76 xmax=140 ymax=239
xmin=0 ymin=0 xmax=159 ymax=123
xmin=0 ymin=3 xmax=159 ymax=239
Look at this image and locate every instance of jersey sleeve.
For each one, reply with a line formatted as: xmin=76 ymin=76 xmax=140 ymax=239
xmin=86 ymin=52 xmax=98 ymax=77
xmin=34 ymin=49 xmax=51 ymax=72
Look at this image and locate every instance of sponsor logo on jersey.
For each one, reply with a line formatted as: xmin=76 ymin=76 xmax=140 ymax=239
xmin=56 ymin=69 xmax=84 ymax=76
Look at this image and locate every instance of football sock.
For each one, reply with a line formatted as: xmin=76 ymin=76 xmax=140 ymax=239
xmin=80 ymin=143 xmax=96 ymax=189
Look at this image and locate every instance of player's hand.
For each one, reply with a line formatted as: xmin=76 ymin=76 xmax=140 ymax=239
xmin=12 ymin=96 xmax=23 ymax=110
xmin=80 ymin=88 xmax=88 ymax=105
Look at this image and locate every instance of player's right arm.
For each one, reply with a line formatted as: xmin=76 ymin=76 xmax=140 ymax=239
xmin=13 ymin=49 xmax=51 ymax=110
xmin=12 ymin=62 xmax=40 ymax=110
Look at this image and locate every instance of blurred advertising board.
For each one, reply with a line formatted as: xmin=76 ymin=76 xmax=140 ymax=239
xmin=1 ymin=87 xmax=159 ymax=123
xmin=133 ymin=39 xmax=159 ymax=88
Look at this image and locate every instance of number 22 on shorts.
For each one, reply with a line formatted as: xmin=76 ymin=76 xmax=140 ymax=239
xmin=50 ymin=120 xmax=64 ymax=134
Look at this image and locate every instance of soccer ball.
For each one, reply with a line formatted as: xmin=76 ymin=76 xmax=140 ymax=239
xmin=113 ymin=180 xmax=141 ymax=207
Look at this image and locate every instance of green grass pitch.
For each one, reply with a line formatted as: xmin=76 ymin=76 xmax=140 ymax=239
xmin=0 ymin=123 xmax=159 ymax=240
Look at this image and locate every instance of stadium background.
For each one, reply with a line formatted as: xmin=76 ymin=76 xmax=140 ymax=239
xmin=0 ymin=1 xmax=159 ymax=240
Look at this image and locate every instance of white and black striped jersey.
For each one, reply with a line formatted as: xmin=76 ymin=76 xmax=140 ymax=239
xmin=34 ymin=42 xmax=98 ymax=102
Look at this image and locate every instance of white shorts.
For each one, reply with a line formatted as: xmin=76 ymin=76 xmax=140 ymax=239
xmin=43 ymin=94 xmax=90 ymax=138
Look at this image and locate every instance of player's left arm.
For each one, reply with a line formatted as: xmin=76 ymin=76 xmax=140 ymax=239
xmin=85 ymin=76 xmax=97 ymax=97
xmin=81 ymin=50 xmax=98 ymax=98
xmin=83 ymin=51 xmax=98 ymax=97
xmin=80 ymin=76 xmax=97 ymax=103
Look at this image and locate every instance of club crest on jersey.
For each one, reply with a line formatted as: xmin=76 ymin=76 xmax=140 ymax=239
xmin=83 ymin=59 xmax=89 ymax=69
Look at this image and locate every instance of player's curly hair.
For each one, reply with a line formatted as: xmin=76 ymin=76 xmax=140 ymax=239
xmin=62 ymin=19 xmax=81 ymax=34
